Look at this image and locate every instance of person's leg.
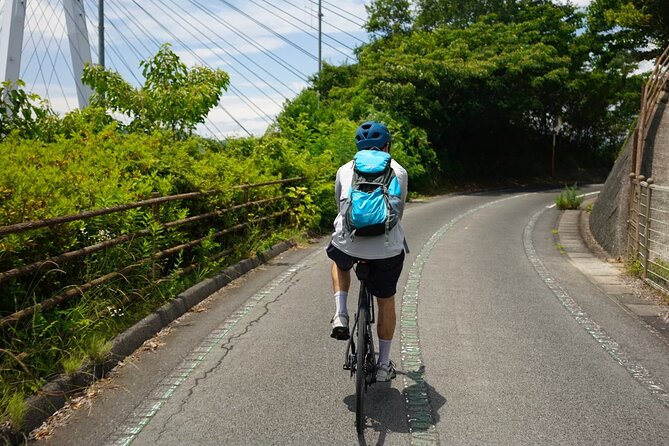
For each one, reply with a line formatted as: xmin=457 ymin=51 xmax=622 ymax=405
xmin=331 ymin=262 xmax=351 ymax=316
xmin=326 ymin=243 xmax=354 ymax=340
xmin=376 ymin=295 xmax=396 ymax=341
xmin=376 ymin=295 xmax=396 ymax=369
xmin=367 ymin=250 xmax=404 ymax=381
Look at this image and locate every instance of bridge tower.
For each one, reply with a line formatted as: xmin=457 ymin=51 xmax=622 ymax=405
xmin=0 ymin=0 xmax=93 ymax=108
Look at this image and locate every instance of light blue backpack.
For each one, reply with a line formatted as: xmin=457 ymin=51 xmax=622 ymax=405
xmin=341 ymin=149 xmax=401 ymax=238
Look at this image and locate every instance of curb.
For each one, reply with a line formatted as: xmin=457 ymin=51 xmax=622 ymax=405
xmin=559 ymin=207 xmax=669 ymax=341
xmin=1 ymin=239 xmax=297 ymax=444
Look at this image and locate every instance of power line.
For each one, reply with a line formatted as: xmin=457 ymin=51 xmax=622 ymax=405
xmin=319 ymin=0 xmax=367 ymax=28
xmin=279 ymin=0 xmax=366 ymax=44
xmin=252 ymin=0 xmax=355 ymax=56
xmin=137 ymin=0 xmax=284 ymax=113
xmin=215 ymin=0 xmax=317 ymax=61
xmin=129 ymin=1 xmax=273 ymax=130
xmin=162 ymin=0 xmax=299 ymax=97
xmin=188 ymin=0 xmax=309 ymax=81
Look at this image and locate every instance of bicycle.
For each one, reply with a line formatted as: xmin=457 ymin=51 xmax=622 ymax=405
xmin=343 ymin=260 xmax=377 ymax=434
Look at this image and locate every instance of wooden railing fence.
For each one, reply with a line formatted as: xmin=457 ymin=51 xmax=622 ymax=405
xmin=0 ymin=177 xmax=304 ymax=328
xmin=627 ymin=175 xmax=669 ymax=295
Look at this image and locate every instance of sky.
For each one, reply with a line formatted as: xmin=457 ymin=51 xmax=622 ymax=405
xmin=1 ymin=0 xmax=370 ymax=138
xmin=1 ymin=0 xmax=596 ymax=139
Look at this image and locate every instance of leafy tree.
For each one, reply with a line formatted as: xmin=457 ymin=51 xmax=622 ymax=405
xmin=587 ymin=0 xmax=669 ymax=62
xmin=0 ymin=80 xmax=59 ymax=141
xmin=365 ymin=0 xmax=413 ymax=37
xmin=334 ymin=0 xmax=642 ymax=179
xmin=414 ymin=0 xmax=562 ymax=29
xmin=82 ymin=43 xmax=230 ymax=139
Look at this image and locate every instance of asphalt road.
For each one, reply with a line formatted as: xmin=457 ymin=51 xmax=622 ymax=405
xmin=36 ymin=188 xmax=669 ymax=445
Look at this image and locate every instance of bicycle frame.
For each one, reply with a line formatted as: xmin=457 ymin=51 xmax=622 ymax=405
xmin=343 ymin=262 xmax=376 ymax=378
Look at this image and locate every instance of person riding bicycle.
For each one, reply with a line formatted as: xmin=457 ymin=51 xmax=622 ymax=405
xmin=326 ymin=120 xmax=408 ymax=382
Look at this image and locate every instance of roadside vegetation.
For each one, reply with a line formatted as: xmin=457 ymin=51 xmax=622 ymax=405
xmin=1 ymin=0 xmax=666 ymax=432
xmin=555 ymin=184 xmax=585 ymax=210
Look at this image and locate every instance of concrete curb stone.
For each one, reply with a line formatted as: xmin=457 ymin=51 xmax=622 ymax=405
xmin=560 ymin=205 xmax=669 ymax=341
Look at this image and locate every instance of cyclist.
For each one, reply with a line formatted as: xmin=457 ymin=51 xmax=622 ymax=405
xmin=326 ymin=120 xmax=408 ymax=382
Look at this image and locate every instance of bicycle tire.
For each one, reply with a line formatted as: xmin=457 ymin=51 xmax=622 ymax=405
xmin=355 ymin=305 xmax=367 ymax=434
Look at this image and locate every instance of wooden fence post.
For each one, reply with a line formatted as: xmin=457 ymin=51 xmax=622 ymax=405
xmin=627 ymin=172 xmax=636 ymax=256
xmin=151 ymin=191 xmax=160 ymax=281
xmin=635 ymin=175 xmax=645 ymax=257
xmin=643 ymin=179 xmax=654 ymax=279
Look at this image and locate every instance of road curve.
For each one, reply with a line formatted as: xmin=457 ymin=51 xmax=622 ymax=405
xmin=36 ymin=188 xmax=669 ymax=446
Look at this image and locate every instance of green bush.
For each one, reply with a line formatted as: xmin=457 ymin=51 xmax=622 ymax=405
xmin=0 ymin=126 xmax=338 ymax=426
xmin=555 ymin=184 xmax=584 ymax=210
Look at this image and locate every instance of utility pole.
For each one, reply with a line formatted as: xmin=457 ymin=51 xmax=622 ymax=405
xmin=316 ymin=0 xmax=322 ymax=107
xmin=318 ymin=0 xmax=322 ymax=75
xmin=99 ymin=0 xmax=105 ymax=67
xmin=551 ymin=115 xmax=563 ymax=177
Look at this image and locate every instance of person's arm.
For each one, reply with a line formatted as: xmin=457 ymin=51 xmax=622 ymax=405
xmin=397 ymin=164 xmax=408 ymax=220
xmin=334 ymin=167 xmax=343 ymax=212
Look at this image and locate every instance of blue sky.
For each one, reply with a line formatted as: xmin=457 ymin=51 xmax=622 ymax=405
xmin=1 ymin=0 xmax=371 ymax=138
xmin=2 ymin=1 xmax=595 ymax=138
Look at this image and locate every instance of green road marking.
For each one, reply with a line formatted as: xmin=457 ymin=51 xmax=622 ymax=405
xmin=400 ymin=194 xmax=527 ymax=445
xmin=524 ymin=206 xmax=669 ymax=409
xmin=105 ymin=251 xmax=322 ymax=445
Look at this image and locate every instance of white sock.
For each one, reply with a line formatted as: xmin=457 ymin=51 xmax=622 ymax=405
xmin=334 ymin=291 xmax=348 ymax=315
xmin=378 ymin=339 xmax=392 ymax=366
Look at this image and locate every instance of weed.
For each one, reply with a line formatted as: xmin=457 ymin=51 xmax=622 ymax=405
xmin=555 ymin=243 xmax=566 ymax=254
xmin=555 ymin=184 xmax=584 ymax=210
xmin=85 ymin=335 xmax=112 ymax=364
xmin=628 ymin=257 xmax=643 ymax=278
xmin=62 ymin=354 xmax=86 ymax=375
xmin=6 ymin=392 xmax=26 ymax=432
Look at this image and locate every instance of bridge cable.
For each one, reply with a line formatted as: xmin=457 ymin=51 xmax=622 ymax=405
xmin=132 ymin=0 xmax=281 ymax=116
xmin=128 ymin=0 xmax=275 ymax=127
xmin=117 ymin=2 xmax=267 ymax=136
xmin=129 ymin=3 xmax=268 ymax=134
xmin=61 ymin=0 xmax=225 ymax=137
xmin=252 ymin=0 xmax=354 ymax=56
xmin=161 ymin=0 xmax=299 ymax=97
xmin=214 ymin=0 xmax=317 ymax=61
xmin=279 ymin=0 xmax=366 ymax=44
xmin=188 ymin=0 xmax=309 ymax=81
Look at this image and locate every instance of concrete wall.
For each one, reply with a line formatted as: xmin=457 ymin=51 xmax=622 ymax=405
xmin=589 ymin=135 xmax=633 ymax=258
xmin=642 ymin=92 xmax=669 ymax=183
xmin=590 ymin=89 xmax=669 ymax=259
xmin=644 ymin=92 xmax=669 ymax=260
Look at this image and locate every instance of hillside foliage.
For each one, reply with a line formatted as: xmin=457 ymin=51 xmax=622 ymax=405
xmin=0 ymin=1 xmax=661 ymax=430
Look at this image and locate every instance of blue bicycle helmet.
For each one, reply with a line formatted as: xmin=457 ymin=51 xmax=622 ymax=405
xmin=355 ymin=121 xmax=391 ymax=150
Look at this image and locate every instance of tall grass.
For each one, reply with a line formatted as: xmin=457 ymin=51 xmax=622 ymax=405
xmin=555 ymin=184 xmax=584 ymax=210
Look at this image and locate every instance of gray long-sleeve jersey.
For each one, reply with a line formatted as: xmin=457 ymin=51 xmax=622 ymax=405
xmin=330 ymin=158 xmax=408 ymax=259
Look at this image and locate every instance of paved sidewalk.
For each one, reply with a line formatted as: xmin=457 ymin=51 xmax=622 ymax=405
xmin=557 ymin=205 xmax=669 ymax=341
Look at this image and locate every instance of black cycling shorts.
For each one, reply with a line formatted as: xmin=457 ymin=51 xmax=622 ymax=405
xmin=326 ymin=242 xmax=405 ymax=299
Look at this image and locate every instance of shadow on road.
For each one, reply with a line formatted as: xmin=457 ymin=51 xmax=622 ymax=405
xmin=343 ymin=375 xmax=446 ymax=445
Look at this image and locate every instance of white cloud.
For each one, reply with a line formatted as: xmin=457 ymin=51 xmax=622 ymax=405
xmin=3 ymin=0 xmax=370 ymax=136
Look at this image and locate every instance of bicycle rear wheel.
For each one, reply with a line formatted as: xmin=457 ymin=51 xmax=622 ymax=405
xmin=355 ymin=306 xmax=367 ymax=434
